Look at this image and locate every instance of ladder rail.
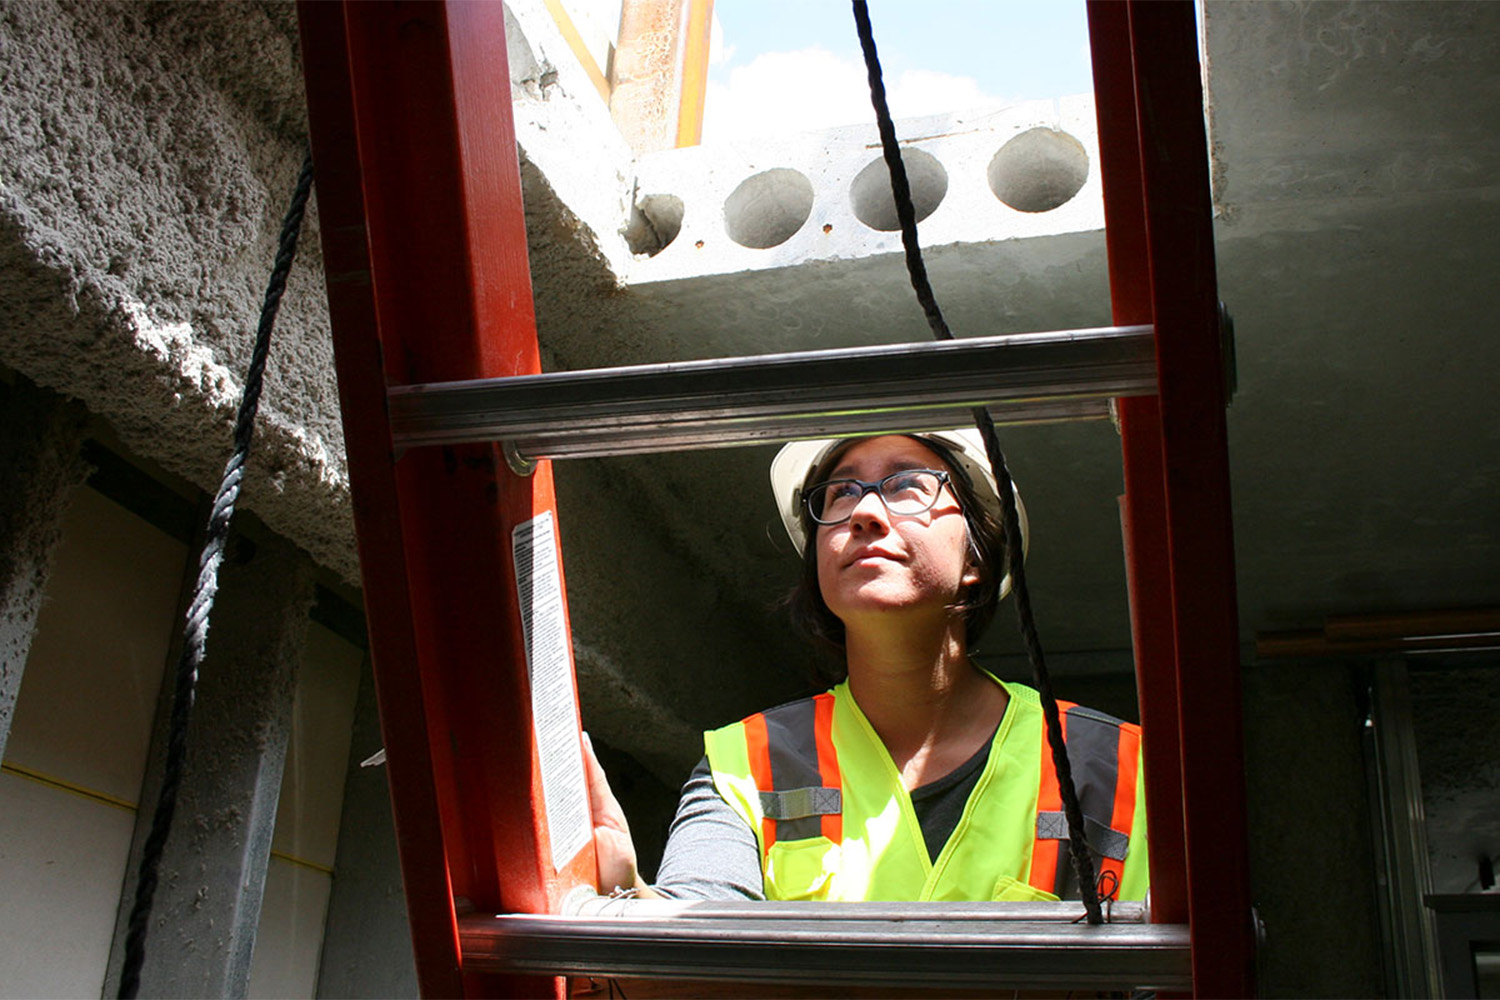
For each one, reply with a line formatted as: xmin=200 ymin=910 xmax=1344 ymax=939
xmin=483 ymin=399 xmax=1119 ymax=460
xmin=1087 ymin=0 xmax=1191 ymax=930
xmin=561 ymin=898 xmax=1153 ymax=920
xmin=297 ymin=7 xmax=468 ymax=996
xmin=299 ymin=3 xmax=595 ymax=996
xmin=459 ymin=910 xmax=1192 ymax=991
xmin=389 ymin=324 xmax=1156 ymax=455
xmin=1090 ymin=1 xmax=1256 ymax=994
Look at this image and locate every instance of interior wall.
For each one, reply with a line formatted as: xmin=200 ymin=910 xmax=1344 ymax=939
xmin=248 ymin=622 xmax=363 ymax=999
xmin=1242 ymin=662 xmax=1384 ymax=998
xmin=0 ymin=486 xmax=184 ymax=999
xmin=315 ymin=659 xmax=420 ymax=999
xmin=1409 ymin=664 xmax=1500 ymax=896
xmin=1048 ymin=655 xmax=1498 ymax=996
xmin=0 ymin=454 xmax=365 ymax=998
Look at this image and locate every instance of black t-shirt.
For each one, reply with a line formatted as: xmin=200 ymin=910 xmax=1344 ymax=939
xmin=909 ymin=724 xmax=999 ymax=862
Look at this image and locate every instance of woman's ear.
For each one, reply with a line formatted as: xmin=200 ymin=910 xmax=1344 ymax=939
xmin=962 ymin=525 xmax=984 ymax=589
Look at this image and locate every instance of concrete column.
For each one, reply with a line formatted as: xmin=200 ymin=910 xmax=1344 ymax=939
xmin=0 ymin=375 xmax=90 ymax=762
xmin=105 ymin=530 xmax=316 ymax=998
xmin=315 ymin=656 xmax=419 ymax=999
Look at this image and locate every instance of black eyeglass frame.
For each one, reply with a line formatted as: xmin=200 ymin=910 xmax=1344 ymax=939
xmin=801 ymin=469 xmax=955 ymax=526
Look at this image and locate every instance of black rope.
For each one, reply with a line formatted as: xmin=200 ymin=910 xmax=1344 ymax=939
xmin=851 ymin=1 xmax=1104 ymax=925
xmin=118 ymin=149 xmax=315 ymax=998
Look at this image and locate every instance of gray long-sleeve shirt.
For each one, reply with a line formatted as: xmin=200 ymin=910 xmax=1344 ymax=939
xmin=651 ymin=758 xmax=765 ymax=900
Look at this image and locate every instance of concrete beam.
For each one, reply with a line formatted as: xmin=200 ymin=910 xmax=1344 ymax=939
xmin=620 ymin=98 xmax=1103 ymax=285
xmin=0 ymin=374 xmax=90 ymax=761
xmin=104 ymin=532 xmax=316 ymax=998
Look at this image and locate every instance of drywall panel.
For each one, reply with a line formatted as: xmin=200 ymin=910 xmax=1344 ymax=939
xmin=0 ymin=484 xmax=185 ymax=997
xmin=247 ymin=858 xmax=333 ymax=1000
xmin=248 ymin=621 xmax=361 ymax=994
xmin=0 ymin=773 xmax=136 ymax=999
xmin=270 ymin=622 xmax=363 ymax=869
xmin=4 ymin=487 xmax=185 ymax=801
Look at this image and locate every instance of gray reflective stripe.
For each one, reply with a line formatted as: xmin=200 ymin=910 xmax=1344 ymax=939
xmin=759 ymin=786 xmax=843 ymax=821
xmin=1036 ymin=810 xmax=1069 ymax=841
xmin=1035 ymin=813 xmax=1130 ymax=863
xmin=1067 ymin=705 xmax=1121 ymax=726
xmin=1050 ymin=705 xmax=1124 ymax=896
xmin=756 ymin=697 xmax=840 ymax=841
xmin=1086 ymin=818 xmax=1129 ymax=862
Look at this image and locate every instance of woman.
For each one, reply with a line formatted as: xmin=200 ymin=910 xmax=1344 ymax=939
xmin=585 ymin=429 xmax=1147 ymax=903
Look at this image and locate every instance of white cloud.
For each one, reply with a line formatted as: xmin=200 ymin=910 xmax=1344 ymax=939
xmin=890 ymin=69 xmax=996 ymax=118
xmin=702 ymin=47 xmax=1004 ymax=143
xmin=703 ymin=47 xmax=869 ymax=141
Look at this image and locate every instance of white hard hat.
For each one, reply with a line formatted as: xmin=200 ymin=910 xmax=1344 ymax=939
xmin=769 ymin=429 xmax=1029 ymax=597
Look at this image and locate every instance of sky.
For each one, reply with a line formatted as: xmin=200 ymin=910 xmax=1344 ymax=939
xmin=701 ymin=1 xmax=1095 ymax=142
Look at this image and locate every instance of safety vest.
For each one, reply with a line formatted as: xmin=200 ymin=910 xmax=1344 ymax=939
xmin=703 ymin=677 xmax=1148 ymax=902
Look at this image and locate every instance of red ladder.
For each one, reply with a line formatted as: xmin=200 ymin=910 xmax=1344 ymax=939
xmin=297 ymin=1 xmax=1254 ymax=995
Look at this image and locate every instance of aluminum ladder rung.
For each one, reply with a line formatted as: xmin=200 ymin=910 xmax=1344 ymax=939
xmin=457 ymin=899 xmax=1190 ymax=991
xmin=388 ymin=324 xmax=1155 ymax=459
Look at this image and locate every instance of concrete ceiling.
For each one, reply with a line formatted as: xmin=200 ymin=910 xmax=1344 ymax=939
xmin=1205 ymin=0 xmax=1500 ymax=632
xmin=546 ymin=0 xmax=1500 ymax=702
xmin=557 ymin=0 xmax=1500 ymax=784
xmin=3 ymin=1 xmax=1496 ymax=788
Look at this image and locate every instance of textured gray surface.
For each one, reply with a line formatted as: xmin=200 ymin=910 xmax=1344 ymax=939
xmin=1241 ymin=664 xmax=1383 ymax=998
xmin=0 ymin=376 xmax=90 ymax=762
xmin=0 ymin=0 xmax=1497 ymax=989
xmin=0 ymin=0 xmax=353 ymax=580
xmin=1410 ymin=666 xmax=1500 ymax=895
xmin=104 ymin=531 xmax=315 ymax=998
xmin=5 ymin=0 xmax=1496 ymax=781
xmin=1204 ymin=0 xmax=1500 ymax=633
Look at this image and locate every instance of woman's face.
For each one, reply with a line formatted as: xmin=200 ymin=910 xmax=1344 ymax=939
xmin=813 ymin=435 xmax=979 ymax=627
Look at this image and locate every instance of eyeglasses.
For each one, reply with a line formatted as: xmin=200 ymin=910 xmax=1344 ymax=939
xmin=803 ymin=469 xmax=953 ymax=526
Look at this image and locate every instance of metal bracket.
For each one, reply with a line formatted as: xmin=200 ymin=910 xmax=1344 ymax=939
xmin=503 ymin=440 xmax=536 ymax=477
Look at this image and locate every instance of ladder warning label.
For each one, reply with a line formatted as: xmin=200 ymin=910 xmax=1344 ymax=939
xmin=512 ymin=512 xmax=591 ymax=872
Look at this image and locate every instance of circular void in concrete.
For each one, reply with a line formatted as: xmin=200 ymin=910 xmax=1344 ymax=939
xmin=623 ymin=193 xmax=685 ymax=257
xmin=988 ymin=128 xmax=1089 ymax=213
xmin=850 ymin=148 xmax=948 ymax=231
xmin=724 ymin=168 xmax=814 ymax=249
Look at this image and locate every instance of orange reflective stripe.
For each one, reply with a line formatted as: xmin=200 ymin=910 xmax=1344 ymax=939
xmin=1027 ymin=701 xmax=1074 ymax=893
xmin=743 ymin=712 xmax=777 ymax=852
xmin=1100 ymin=721 xmax=1141 ymax=892
xmin=812 ymin=692 xmax=842 ymax=842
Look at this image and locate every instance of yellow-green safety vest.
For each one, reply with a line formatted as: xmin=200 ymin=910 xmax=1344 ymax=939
xmin=703 ymin=678 xmax=1148 ymax=902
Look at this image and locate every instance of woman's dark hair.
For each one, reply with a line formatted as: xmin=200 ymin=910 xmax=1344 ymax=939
xmin=785 ymin=436 xmax=1010 ymax=684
